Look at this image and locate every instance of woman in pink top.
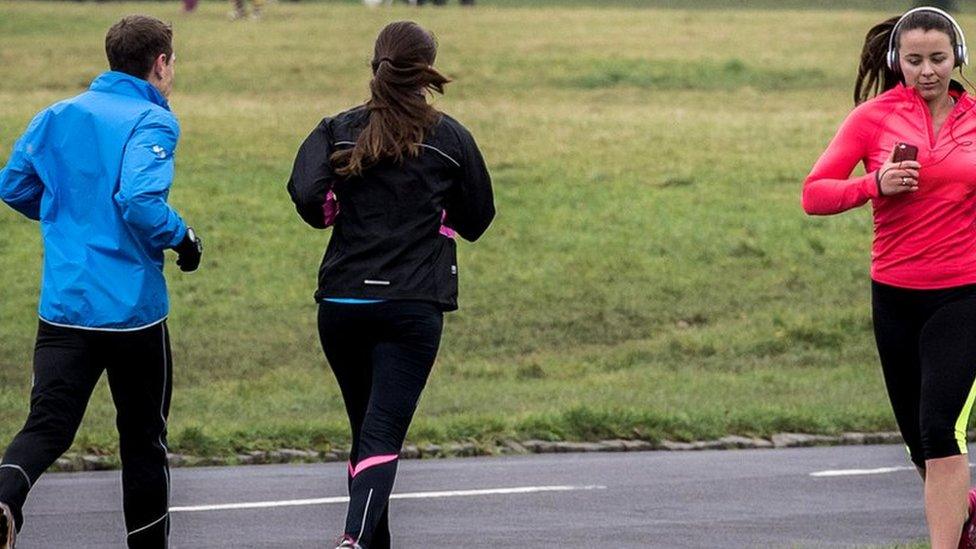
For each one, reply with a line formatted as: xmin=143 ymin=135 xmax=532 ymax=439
xmin=804 ymin=7 xmax=976 ymax=548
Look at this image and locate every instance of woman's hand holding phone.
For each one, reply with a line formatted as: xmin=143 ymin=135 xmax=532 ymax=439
xmin=876 ymin=143 xmax=921 ymax=197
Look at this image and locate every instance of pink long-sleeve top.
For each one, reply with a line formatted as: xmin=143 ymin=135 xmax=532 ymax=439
xmin=803 ymin=83 xmax=976 ymax=289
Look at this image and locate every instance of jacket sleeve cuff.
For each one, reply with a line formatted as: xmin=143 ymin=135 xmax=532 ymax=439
xmin=860 ymin=171 xmax=880 ymax=199
xmin=168 ymin=224 xmax=188 ymax=249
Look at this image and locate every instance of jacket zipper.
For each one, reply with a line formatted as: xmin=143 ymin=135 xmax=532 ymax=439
xmin=917 ymin=92 xmax=962 ymax=150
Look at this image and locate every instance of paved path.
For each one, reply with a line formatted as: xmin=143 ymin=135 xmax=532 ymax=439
xmin=17 ymin=444 xmax=934 ymax=548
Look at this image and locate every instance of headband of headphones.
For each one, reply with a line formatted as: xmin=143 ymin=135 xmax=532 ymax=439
xmin=886 ymin=6 xmax=969 ymax=71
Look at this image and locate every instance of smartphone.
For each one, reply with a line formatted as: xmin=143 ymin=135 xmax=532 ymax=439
xmin=893 ymin=143 xmax=919 ymax=163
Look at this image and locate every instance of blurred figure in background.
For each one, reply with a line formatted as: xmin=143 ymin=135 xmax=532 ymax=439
xmin=417 ymin=0 xmax=476 ymax=5
xmin=369 ymin=0 xmax=475 ymax=6
xmin=182 ymin=0 xmax=199 ymax=13
xmin=230 ymin=0 xmax=264 ymax=20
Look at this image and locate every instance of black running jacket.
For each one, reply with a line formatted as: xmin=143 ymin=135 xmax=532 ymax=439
xmin=287 ymin=107 xmax=495 ymax=311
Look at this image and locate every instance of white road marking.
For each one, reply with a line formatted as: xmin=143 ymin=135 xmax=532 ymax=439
xmin=169 ymin=485 xmax=607 ymax=513
xmin=811 ymin=463 xmax=976 ymax=477
xmin=810 ymin=466 xmax=916 ymax=477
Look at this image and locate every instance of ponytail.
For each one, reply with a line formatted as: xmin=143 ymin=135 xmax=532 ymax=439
xmin=854 ymin=16 xmax=901 ymax=105
xmin=331 ymin=21 xmax=452 ymax=177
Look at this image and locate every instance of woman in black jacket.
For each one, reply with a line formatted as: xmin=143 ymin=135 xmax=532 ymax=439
xmin=287 ymin=21 xmax=494 ymax=549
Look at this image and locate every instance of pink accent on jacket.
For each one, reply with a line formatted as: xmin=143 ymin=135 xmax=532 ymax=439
xmin=323 ymin=190 xmax=339 ymax=227
xmin=439 ymin=210 xmax=456 ymax=238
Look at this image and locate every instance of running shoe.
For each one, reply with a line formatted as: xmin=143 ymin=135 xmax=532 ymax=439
xmin=334 ymin=535 xmax=361 ymax=549
xmin=959 ymin=488 xmax=976 ymax=549
xmin=0 ymin=502 xmax=15 ymax=549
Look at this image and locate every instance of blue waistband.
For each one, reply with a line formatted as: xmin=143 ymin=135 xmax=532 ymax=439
xmin=323 ymin=298 xmax=386 ymax=305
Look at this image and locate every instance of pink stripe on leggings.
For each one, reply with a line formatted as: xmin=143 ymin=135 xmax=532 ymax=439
xmin=350 ymin=454 xmax=398 ymax=478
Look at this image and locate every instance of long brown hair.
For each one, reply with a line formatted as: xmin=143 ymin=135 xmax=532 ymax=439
xmin=854 ymin=11 xmax=959 ymax=105
xmin=331 ymin=21 xmax=452 ymax=177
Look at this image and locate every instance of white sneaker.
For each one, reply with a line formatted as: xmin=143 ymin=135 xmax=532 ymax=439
xmin=335 ymin=536 xmax=361 ymax=549
xmin=0 ymin=503 xmax=15 ymax=549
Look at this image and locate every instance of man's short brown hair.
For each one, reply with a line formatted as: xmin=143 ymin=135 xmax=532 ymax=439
xmin=105 ymin=15 xmax=173 ymax=79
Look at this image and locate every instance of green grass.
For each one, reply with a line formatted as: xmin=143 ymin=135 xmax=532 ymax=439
xmin=303 ymin=0 xmax=960 ymax=10
xmin=0 ymin=1 xmax=961 ymax=457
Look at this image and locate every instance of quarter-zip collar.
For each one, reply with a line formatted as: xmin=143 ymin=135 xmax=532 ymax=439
xmin=89 ymin=71 xmax=170 ymax=111
xmin=892 ymin=81 xmax=974 ymax=148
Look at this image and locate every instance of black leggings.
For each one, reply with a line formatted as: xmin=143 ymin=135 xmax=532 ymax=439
xmin=0 ymin=320 xmax=172 ymax=548
xmin=318 ymin=301 xmax=443 ymax=549
xmin=873 ymin=281 xmax=976 ymax=467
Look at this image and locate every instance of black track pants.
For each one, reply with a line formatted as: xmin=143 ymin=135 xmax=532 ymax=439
xmin=0 ymin=320 xmax=173 ymax=548
xmin=873 ymin=281 xmax=976 ymax=467
xmin=318 ymin=301 xmax=443 ymax=549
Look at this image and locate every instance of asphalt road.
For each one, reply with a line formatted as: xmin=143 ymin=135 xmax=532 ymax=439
xmin=15 ymin=444 xmax=935 ymax=548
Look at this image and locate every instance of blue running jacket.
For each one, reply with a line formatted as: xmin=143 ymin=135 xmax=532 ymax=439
xmin=0 ymin=71 xmax=188 ymax=330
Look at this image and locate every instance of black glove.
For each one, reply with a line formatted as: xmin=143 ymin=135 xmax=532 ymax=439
xmin=174 ymin=227 xmax=203 ymax=272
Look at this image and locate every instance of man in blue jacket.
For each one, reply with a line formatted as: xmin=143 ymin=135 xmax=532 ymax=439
xmin=0 ymin=15 xmax=202 ymax=548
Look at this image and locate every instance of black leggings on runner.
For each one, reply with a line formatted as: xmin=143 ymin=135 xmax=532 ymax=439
xmin=318 ymin=301 xmax=443 ymax=549
xmin=873 ymin=281 xmax=976 ymax=467
xmin=0 ymin=320 xmax=172 ymax=548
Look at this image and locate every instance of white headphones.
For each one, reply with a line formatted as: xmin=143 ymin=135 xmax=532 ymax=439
xmin=886 ymin=6 xmax=969 ymax=72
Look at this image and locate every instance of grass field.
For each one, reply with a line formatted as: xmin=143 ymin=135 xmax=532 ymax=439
xmin=0 ymin=1 xmax=967 ymax=458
